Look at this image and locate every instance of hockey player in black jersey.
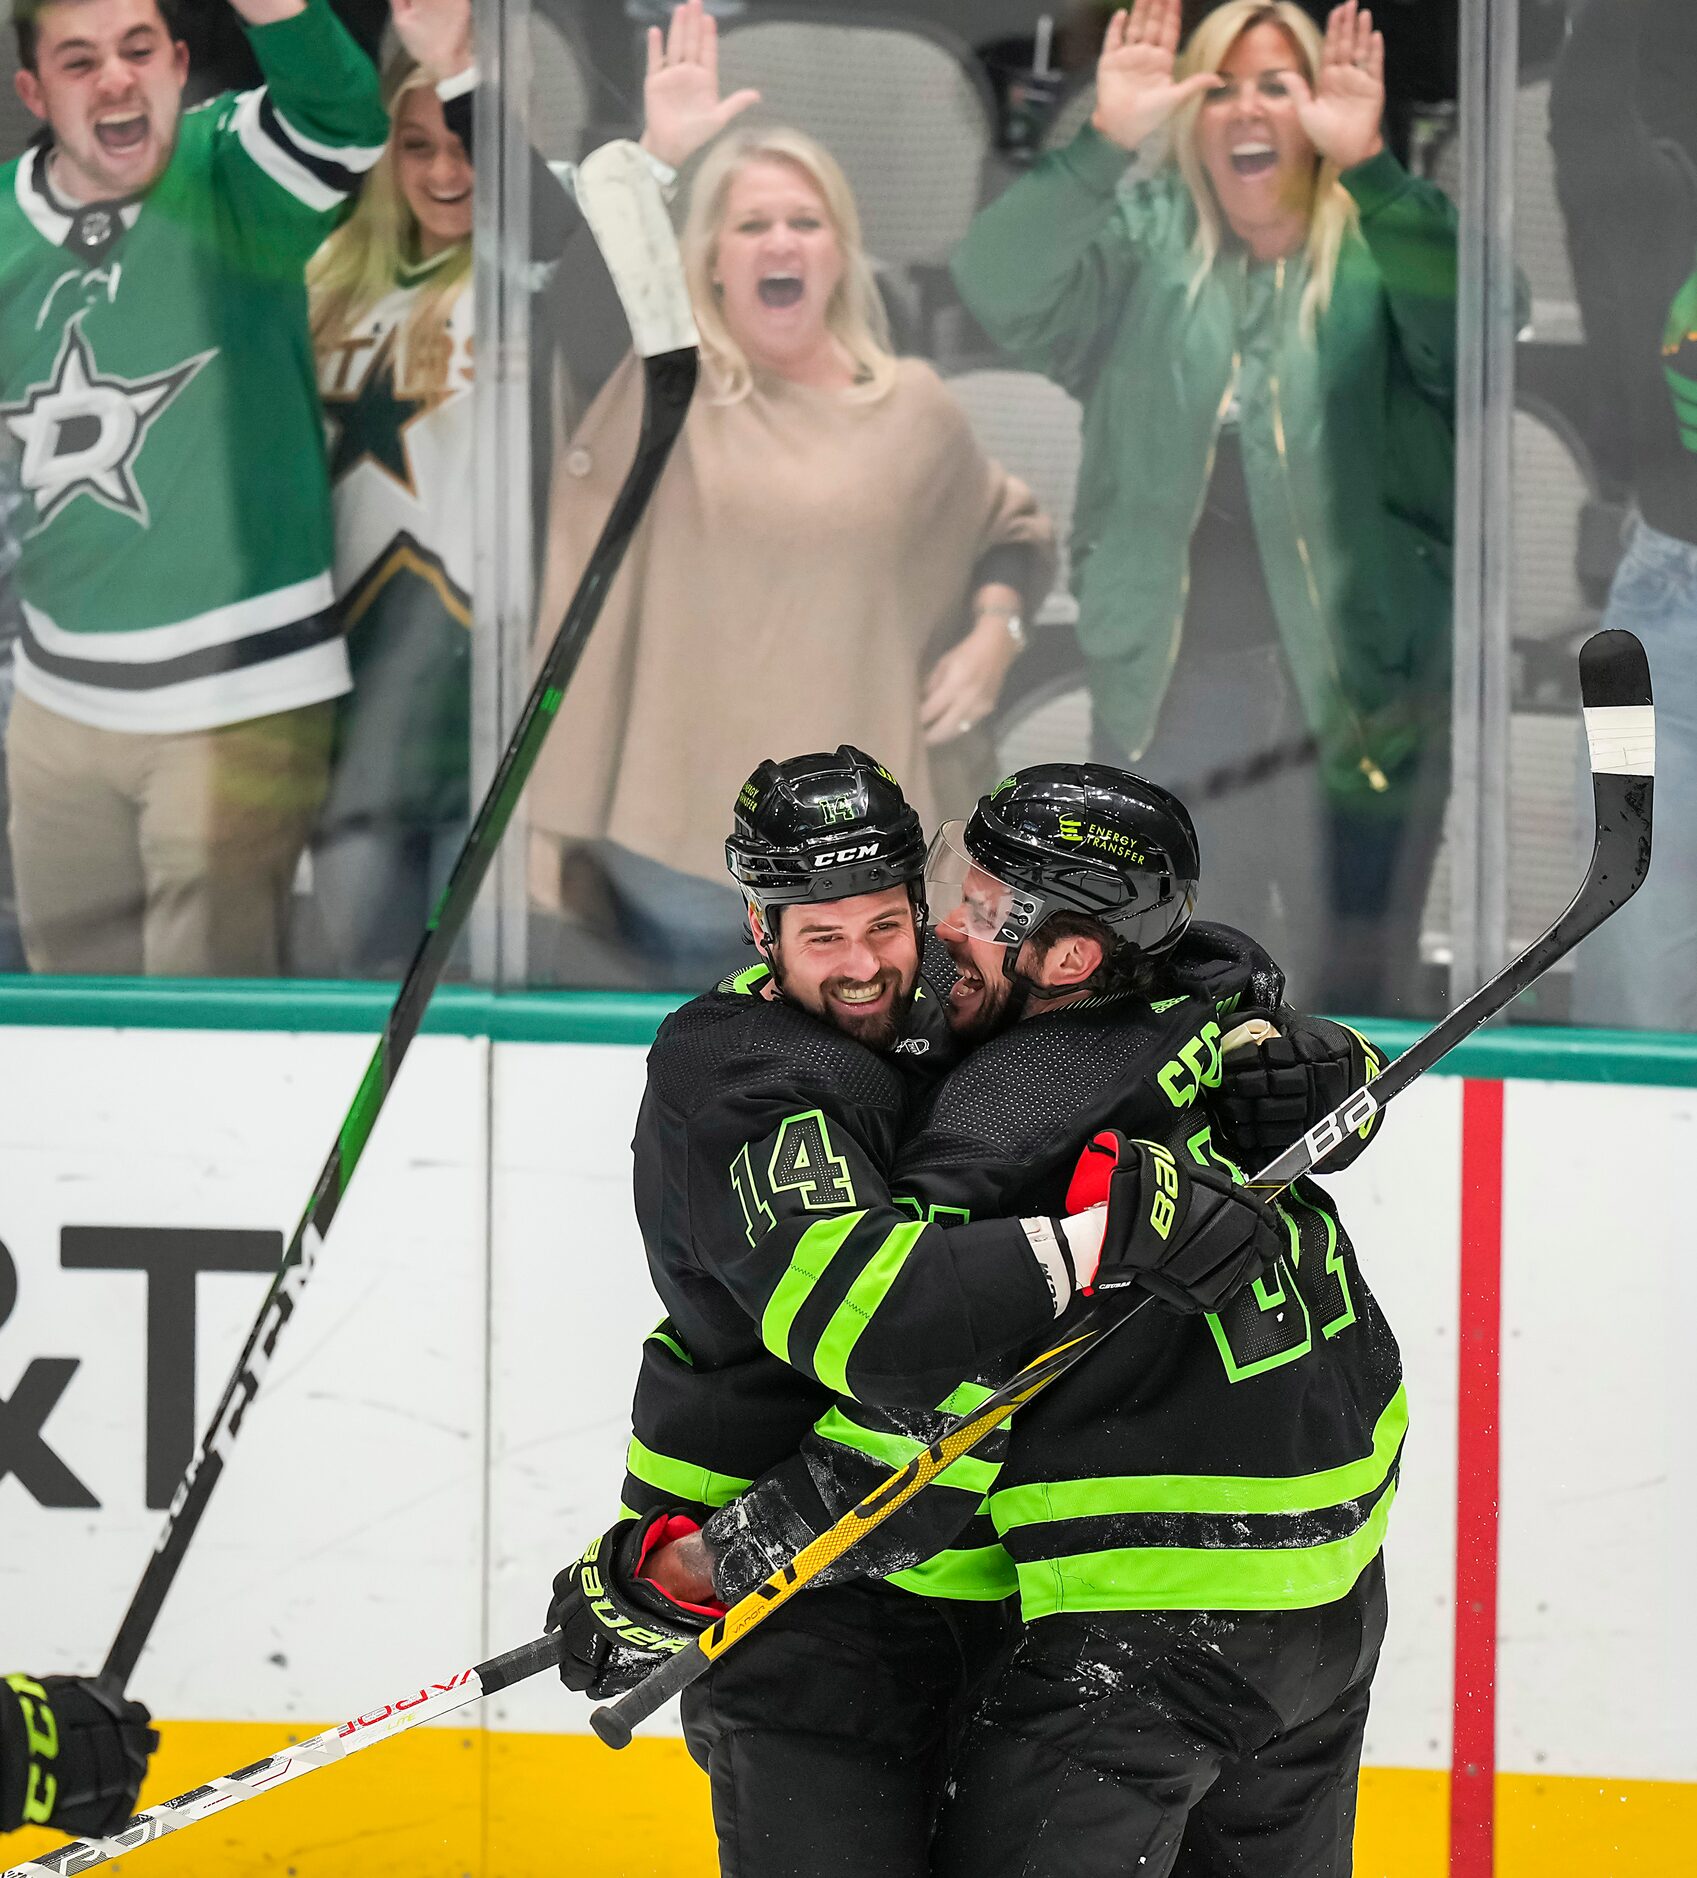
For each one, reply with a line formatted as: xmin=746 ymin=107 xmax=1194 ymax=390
xmin=543 ymin=748 xmax=1277 ymax=1878
xmin=651 ymin=764 xmax=1400 ymax=1877
xmin=0 ymin=1670 xmax=155 ymax=1841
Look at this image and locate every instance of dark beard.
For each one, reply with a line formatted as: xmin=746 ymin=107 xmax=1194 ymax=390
xmin=819 ymin=968 xmax=913 ymax=1052
xmin=771 ymin=956 xmax=914 ymax=1052
xmin=944 ymin=964 xmax=1025 ymax=1045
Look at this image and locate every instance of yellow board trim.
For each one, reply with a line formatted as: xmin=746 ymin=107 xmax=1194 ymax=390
xmin=5 ymin=1722 xmax=1692 ymax=1875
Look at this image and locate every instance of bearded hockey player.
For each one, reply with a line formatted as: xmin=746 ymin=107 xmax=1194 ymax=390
xmin=642 ymin=764 xmax=1398 ymax=1876
xmin=0 ymin=1671 xmax=155 ymax=1840
xmin=549 ymin=754 xmax=1288 ymax=1878
xmin=1 ymin=0 xmax=386 ymax=974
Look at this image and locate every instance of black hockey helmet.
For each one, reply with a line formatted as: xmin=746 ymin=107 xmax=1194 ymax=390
xmin=927 ymin=763 xmax=1200 ymax=966
xmin=726 ymin=745 xmax=927 ymax=925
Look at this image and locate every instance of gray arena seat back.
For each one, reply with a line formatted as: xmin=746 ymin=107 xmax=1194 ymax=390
xmin=716 ymin=8 xmax=996 ymax=270
xmin=944 ymin=368 xmax=1084 ymax=626
xmin=1430 ymin=76 xmax=1579 ymax=341
xmin=992 ymin=673 xmax=1094 ymax=777
xmin=0 ymin=71 xmax=37 ymax=165
xmin=1513 ymin=399 xmax=1602 ymax=661
xmin=530 ymin=10 xmax=593 ymax=166
xmin=1417 ymin=712 xmax=1589 ymax=976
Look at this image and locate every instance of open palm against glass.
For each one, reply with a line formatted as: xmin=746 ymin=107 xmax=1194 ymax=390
xmin=1091 ymin=0 xmax=1221 ymax=152
xmin=1092 ymin=0 xmax=1385 ymax=171
xmin=1283 ymin=2 xmax=1386 ymax=171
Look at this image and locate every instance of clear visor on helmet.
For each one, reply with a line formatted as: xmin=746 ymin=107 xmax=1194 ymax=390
xmin=924 ymin=822 xmax=1041 ymax=948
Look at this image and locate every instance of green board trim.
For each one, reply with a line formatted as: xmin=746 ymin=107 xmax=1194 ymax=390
xmin=0 ymin=980 xmax=1694 ymax=1087
xmin=0 ymin=978 xmax=688 ymax=1045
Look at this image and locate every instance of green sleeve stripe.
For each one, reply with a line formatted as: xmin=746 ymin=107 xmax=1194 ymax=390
xmin=937 ymin=1381 xmax=997 ymax=1415
xmin=760 ymin=1212 xmax=866 ymax=1366
xmin=810 ymin=1220 xmax=928 ymax=1395
xmin=812 ymin=1406 xmax=1001 ymax=1498
xmin=889 ymin=1544 xmax=1020 ymax=1602
xmin=993 ymin=1385 xmax=1406 ymax=1527
xmin=648 ymin=1327 xmax=694 ymax=1367
xmin=1015 ymin=1480 xmax=1396 ymax=1617
xmin=625 ymin=1437 xmax=753 ymax=1509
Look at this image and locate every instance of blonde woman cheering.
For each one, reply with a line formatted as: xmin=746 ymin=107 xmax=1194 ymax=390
xmin=530 ymin=127 xmax=1055 ymax=987
xmin=955 ymin=0 xmax=1458 ymax=1016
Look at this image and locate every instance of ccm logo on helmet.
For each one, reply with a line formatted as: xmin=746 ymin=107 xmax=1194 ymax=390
xmin=812 ymin=843 xmax=882 ymax=867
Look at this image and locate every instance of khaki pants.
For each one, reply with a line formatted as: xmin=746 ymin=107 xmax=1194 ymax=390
xmin=6 ymin=690 xmax=333 ymax=977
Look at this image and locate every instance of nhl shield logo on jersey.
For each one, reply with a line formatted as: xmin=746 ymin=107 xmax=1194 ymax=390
xmin=0 ymin=316 xmax=215 ymax=530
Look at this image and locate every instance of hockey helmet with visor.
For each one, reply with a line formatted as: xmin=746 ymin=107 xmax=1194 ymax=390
xmin=927 ymin=763 xmax=1200 ymax=970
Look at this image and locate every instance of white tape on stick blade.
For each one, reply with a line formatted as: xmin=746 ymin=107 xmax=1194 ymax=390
xmin=1584 ymin=703 xmax=1656 ymax=778
xmin=575 ymin=140 xmax=699 ymax=360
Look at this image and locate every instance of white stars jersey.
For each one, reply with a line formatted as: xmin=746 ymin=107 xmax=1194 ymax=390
xmin=313 ymin=260 xmax=475 ymax=828
xmin=0 ymin=0 xmax=386 ymax=733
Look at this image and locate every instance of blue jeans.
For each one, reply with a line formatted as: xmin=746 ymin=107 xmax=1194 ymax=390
xmin=1572 ymin=518 xmax=1697 ymax=1030
xmin=312 ymin=818 xmax=468 ymax=979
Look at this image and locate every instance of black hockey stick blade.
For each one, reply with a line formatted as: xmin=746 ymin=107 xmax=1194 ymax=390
xmin=592 ymin=629 xmax=1655 ymax=1746
xmin=100 ymin=144 xmax=699 ymax=1693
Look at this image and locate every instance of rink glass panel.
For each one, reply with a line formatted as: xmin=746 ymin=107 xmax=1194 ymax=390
xmin=0 ymin=0 xmax=1660 ymax=1025
xmin=509 ymin=0 xmax=1477 ymax=1020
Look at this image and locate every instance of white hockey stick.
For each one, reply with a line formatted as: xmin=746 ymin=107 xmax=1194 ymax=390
xmin=2 ymin=1638 xmax=559 ymax=1877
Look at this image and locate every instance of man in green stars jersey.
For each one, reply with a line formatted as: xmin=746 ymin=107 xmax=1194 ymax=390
xmin=2 ymin=0 xmax=386 ymax=974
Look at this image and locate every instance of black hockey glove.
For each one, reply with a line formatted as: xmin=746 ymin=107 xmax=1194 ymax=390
xmin=1069 ymin=1131 xmax=1282 ymax=1314
xmin=1214 ymin=1011 xmax=1384 ymax=1170
xmin=0 ymin=1672 xmax=157 ymax=1837
xmin=1165 ymin=921 xmax=1286 ymax=1018
xmin=546 ymin=1511 xmax=723 ymax=1701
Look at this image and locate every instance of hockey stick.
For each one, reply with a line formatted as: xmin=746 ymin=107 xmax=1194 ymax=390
xmin=17 ymin=635 xmax=1647 ymax=1872
xmin=590 ymin=626 xmax=1655 ymax=1747
xmin=2 ymin=1637 xmax=564 ymax=1877
xmin=96 ymin=141 xmax=699 ymax=1696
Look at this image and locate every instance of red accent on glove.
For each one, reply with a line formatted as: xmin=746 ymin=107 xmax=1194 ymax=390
xmin=635 ymin=1513 xmax=727 ymax=1619
xmin=1066 ymin=1131 xmax=1123 ymax=1214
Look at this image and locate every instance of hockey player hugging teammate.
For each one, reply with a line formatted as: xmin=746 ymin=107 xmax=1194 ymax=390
xmin=0 ymin=0 xmax=386 ymax=975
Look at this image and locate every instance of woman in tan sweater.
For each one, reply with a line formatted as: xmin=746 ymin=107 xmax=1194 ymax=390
xmin=529 ymin=125 xmax=1056 ymax=987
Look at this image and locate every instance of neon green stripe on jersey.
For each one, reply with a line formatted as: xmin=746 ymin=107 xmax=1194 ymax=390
xmin=813 ymin=1405 xmax=1001 ymax=1498
xmin=992 ymin=1385 xmax=1406 ymax=1528
xmin=761 ymin=1212 xmax=866 ymax=1366
xmin=890 ymin=1544 xmax=1020 ymax=1602
xmin=811 ymin=1221 xmax=927 ymax=1394
xmin=938 ymin=1380 xmax=998 ymax=1415
xmin=648 ymin=1326 xmax=694 ymax=1367
xmin=625 ymin=1437 xmax=753 ymax=1509
xmin=1017 ymin=1480 xmax=1398 ymax=1617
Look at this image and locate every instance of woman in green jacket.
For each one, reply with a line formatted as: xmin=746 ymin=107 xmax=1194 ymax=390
xmin=953 ymin=0 xmax=1455 ymax=1013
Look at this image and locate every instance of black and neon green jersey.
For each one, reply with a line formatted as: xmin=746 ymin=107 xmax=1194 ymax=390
xmin=618 ymin=960 xmax=1059 ymax=1536
xmin=706 ymin=963 xmax=1404 ymax=1623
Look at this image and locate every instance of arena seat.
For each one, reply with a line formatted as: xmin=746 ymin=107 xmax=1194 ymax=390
xmin=944 ymin=368 xmax=1084 ymax=628
xmin=715 ymin=7 xmax=996 ymax=272
xmin=1429 ymin=76 xmax=1580 ymax=342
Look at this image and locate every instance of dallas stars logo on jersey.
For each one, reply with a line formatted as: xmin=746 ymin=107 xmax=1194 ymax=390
xmin=0 ymin=314 xmax=214 ymax=530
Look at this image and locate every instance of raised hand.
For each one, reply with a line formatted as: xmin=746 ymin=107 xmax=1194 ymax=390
xmin=1285 ymin=1 xmax=1386 ymax=171
xmin=389 ymin=0 xmax=474 ymax=82
xmin=1091 ymin=0 xmax=1222 ymax=154
xmin=640 ymin=0 xmax=762 ymax=172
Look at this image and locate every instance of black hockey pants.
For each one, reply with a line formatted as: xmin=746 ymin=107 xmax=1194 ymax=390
xmin=932 ymin=1556 xmax=1387 ymax=1878
xmin=680 ymin=1579 xmax=1012 ymax=1878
